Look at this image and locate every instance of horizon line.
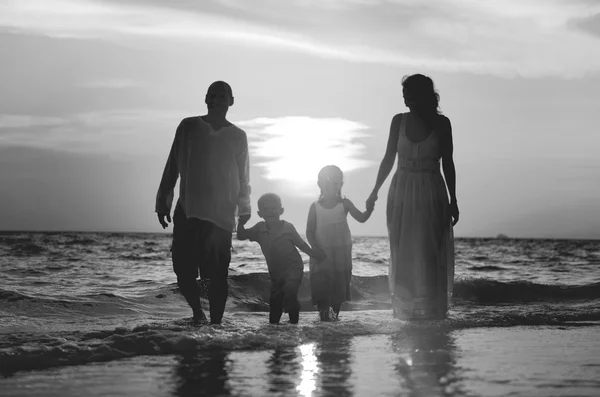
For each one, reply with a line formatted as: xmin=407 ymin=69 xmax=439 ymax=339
xmin=0 ymin=229 xmax=598 ymax=241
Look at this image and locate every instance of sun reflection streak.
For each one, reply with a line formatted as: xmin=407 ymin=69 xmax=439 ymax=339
xmin=296 ymin=343 xmax=319 ymax=397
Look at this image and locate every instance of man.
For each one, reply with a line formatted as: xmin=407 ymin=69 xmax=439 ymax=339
xmin=156 ymin=81 xmax=251 ymax=325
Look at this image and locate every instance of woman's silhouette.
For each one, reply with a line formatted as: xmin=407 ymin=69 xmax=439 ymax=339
xmin=367 ymin=74 xmax=458 ymax=319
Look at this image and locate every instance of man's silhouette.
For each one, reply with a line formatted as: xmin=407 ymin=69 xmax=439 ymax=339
xmin=156 ymin=81 xmax=251 ymax=324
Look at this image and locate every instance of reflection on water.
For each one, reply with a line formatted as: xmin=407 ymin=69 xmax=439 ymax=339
xmin=297 ymin=344 xmax=318 ymax=396
xmin=167 ymin=328 xmax=462 ymax=396
xmin=313 ymin=338 xmax=354 ymax=396
xmin=172 ymin=350 xmax=232 ymax=396
xmin=391 ymin=328 xmax=464 ymax=396
xmin=265 ymin=347 xmax=303 ymax=395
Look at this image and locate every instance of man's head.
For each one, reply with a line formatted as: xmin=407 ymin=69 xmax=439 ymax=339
xmin=205 ymin=81 xmax=234 ymax=115
xmin=257 ymin=193 xmax=284 ymax=222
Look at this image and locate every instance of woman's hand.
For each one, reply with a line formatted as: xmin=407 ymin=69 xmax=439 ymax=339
xmin=366 ymin=190 xmax=378 ymax=212
xmin=449 ymin=200 xmax=459 ymax=226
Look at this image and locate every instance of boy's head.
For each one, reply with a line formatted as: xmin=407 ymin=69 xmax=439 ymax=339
xmin=205 ymin=81 xmax=234 ymax=114
xmin=257 ymin=193 xmax=284 ymax=221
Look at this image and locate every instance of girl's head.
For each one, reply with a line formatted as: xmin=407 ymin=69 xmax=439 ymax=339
xmin=402 ymin=74 xmax=440 ymax=115
xmin=317 ymin=165 xmax=344 ymax=202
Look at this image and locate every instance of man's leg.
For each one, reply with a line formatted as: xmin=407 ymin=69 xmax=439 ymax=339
xmin=171 ymin=206 xmax=206 ymax=322
xmin=199 ymin=221 xmax=232 ymax=325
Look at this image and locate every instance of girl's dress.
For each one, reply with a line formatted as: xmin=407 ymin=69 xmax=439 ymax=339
xmin=387 ymin=113 xmax=455 ymax=319
xmin=309 ymin=202 xmax=353 ymax=306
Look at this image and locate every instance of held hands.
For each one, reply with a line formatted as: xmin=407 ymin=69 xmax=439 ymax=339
xmin=312 ymin=248 xmax=327 ymax=262
xmin=366 ymin=190 xmax=378 ymax=213
xmin=238 ymin=214 xmax=251 ymax=226
xmin=157 ymin=213 xmax=172 ymax=229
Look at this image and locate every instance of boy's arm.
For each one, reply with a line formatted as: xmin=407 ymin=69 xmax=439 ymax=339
xmin=237 ymin=221 xmax=259 ymax=241
xmin=155 ymin=122 xmax=182 ymax=224
xmin=292 ymin=221 xmax=324 ymax=260
xmin=343 ymin=198 xmax=373 ymax=223
xmin=236 ymin=132 xmax=251 ymax=223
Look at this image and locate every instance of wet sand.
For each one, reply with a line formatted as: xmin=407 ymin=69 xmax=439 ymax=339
xmin=1 ymin=320 xmax=598 ymax=397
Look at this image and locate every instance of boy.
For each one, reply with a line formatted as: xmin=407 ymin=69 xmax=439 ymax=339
xmin=237 ymin=193 xmax=324 ymax=324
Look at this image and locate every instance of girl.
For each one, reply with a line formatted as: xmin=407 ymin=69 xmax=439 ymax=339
xmin=306 ymin=165 xmax=373 ymax=321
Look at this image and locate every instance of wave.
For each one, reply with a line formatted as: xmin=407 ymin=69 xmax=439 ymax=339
xmin=452 ymin=278 xmax=600 ymax=303
xmin=2 ymin=275 xmax=599 ymax=313
xmin=2 ymin=310 xmax=600 ymax=375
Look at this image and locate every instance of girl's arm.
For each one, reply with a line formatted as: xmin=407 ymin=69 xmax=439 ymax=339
xmin=367 ymin=114 xmax=401 ymax=207
xmin=440 ymin=116 xmax=459 ymax=225
xmin=293 ymin=218 xmax=325 ymax=260
xmin=343 ymin=198 xmax=373 ymax=223
xmin=306 ymin=203 xmax=320 ymax=250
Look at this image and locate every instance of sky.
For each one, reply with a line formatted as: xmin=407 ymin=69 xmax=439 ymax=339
xmin=1 ymin=0 xmax=599 ymax=238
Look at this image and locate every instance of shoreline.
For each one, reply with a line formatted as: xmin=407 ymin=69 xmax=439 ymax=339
xmin=1 ymin=324 xmax=598 ymax=397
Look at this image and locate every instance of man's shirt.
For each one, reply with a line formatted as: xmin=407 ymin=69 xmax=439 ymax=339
xmin=156 ymin=116 xmax=251 ymax=232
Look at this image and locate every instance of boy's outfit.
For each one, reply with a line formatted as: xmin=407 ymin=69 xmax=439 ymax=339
xmin=156 ymin=116 xmax=251 ymax=324
xmin=242 ymin=221 xmax=306 ymax=324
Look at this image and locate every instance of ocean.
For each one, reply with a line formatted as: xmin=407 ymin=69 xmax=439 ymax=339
xmin=1 ymin=231 xmax=599 ymax=396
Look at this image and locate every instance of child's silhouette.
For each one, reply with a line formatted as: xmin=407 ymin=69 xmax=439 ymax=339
xmin=306 ymin=165 xmax=373 ymax=321
xmin=238 ymin=193 xmax=324 ymax=324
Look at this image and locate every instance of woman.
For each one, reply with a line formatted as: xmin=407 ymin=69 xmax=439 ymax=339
xmin=367 ymin=74 xmax=459 ymax=319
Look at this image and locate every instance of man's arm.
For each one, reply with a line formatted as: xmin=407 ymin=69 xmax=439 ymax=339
xmin=237 ymin=131 xmax=251 ymax=223
xmin=155 ymin=122 xmax=181 ymax=228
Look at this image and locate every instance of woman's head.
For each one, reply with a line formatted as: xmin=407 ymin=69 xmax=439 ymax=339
xmin=402 ymin=74 xmax=440 ymax=115
xmin=318 ymin=165 xmax=344 ymax=202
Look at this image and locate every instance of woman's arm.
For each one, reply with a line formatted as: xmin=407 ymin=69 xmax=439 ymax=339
xmin=367 ymin=114 xmax=401 ymax=207
xmin=343 ymin=198 xmax=373 ymax=223
xmin=440 ymin=116 xmax=459 ymax=225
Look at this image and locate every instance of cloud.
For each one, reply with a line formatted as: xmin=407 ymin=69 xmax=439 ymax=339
xmin=238 ymin=116 xmax=373 ymax=195
xmin=568 ymin=13 xmax=600 ymax=38
xmin=0 ymin=114 xmax=66 ymax=129
xmin=79 ymin=79 xmax=141 ymax=89
xmin=1 ymin=0 xmax=600 ymax=77
xmin=0 ymin=110 xmax=181 ymax=154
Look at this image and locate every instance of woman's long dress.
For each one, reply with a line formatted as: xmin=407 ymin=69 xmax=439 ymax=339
xmin=387 ymin=113 xmax=454 ymax=319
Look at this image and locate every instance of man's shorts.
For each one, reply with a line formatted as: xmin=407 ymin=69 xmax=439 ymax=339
xmin=171 ymin=204 xmax=232 ymax=280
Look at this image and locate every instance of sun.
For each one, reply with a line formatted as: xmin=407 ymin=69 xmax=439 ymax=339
xmin=239 ymin=116 xmax=372 ymax=195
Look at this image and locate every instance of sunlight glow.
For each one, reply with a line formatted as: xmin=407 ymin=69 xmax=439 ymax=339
xmin=239 ymin=117 xmax=372 ymax=195
xmin=297 ymin=343 xmax=319 ymax=396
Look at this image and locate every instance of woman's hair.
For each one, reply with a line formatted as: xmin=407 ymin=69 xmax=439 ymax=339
xmin=317 ymin=165 xmax=344 ymax=203
xmin=402 ymin=74 xmax=441 ymax=126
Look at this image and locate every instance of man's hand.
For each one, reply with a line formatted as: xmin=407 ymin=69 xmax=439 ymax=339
xmin=157 ymin=212 xmax=172 ymax=229
xmin=238 ymin=214 xmax=251 ymax=226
